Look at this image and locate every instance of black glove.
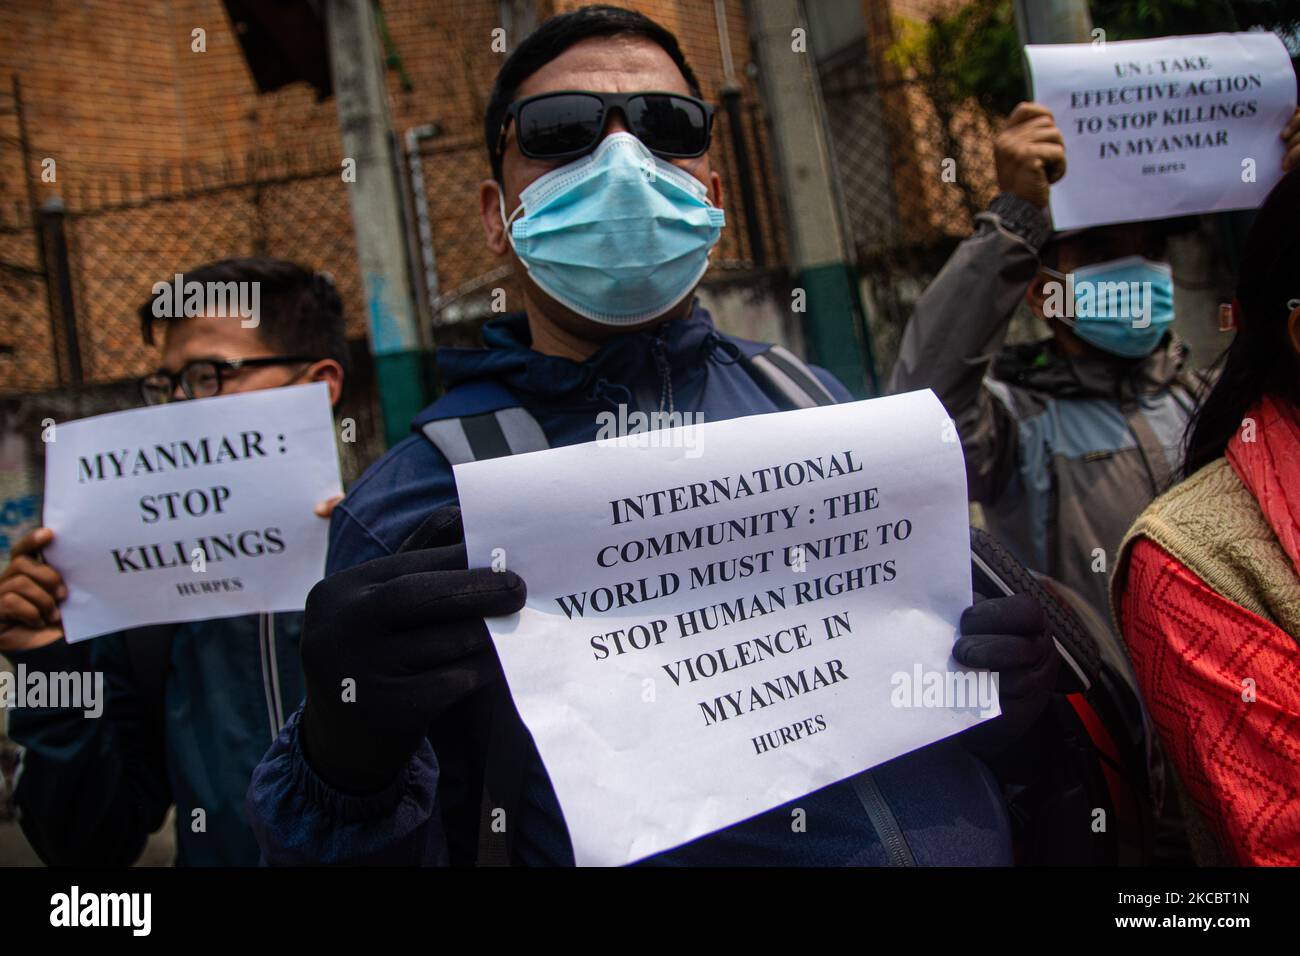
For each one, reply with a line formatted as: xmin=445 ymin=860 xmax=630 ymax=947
xmin=951 ymin=592 xmax=1057 ymax=758
xmin=299 ymin=506 xmax=526 ymax=794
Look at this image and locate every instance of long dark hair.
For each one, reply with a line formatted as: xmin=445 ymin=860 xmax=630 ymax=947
xmin=1183 ymin=168 xmax=1300 ymax=477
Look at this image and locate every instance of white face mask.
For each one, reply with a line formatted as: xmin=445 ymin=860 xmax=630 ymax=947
xmin=498 ymin=132 xmax=725 ymax=325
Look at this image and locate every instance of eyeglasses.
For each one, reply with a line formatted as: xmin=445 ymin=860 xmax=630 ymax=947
xmin=496 ymin=90 xmax=715 ymax=165
xmin=139 ymin=356 xmax=317 ymax=405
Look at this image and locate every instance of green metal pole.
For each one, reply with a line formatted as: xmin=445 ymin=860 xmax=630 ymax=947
xmin=747 ymin=0 xmax=876 ymax=397
xmin=326 ymin=0 xmax=432 ymax=446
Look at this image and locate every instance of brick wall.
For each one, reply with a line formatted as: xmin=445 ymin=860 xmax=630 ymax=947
xmin=0 ymin=0 xmax=787 ymax=393
xmin=867 ymin=0 xmax=999 ymax=247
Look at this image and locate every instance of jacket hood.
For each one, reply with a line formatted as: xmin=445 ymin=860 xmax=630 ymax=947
xmin=992 ymin=333 xmax=1190 ymax=401
xmin=434 ymin=301 xmax=735 ymax=404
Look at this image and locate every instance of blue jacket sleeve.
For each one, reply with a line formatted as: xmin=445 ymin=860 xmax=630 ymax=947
xmin=7 ymin=634 xmax=172 ymax=865
xmin=246 ymin=709 xmax=448 ymax=865
xmin=325 ymin=434 xmax=461 ymax=574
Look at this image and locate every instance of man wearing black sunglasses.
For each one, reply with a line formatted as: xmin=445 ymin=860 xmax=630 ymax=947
xmin=1 ymin=256 xmax=348 ymax=866
xmin=249 ymin=5 xmax=1054 ymax=868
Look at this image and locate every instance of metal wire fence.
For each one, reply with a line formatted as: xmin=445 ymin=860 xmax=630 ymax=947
xmin=1 ymin=143 xmax=368 ymax=392
xmin=820 ymin=40 xmax=1003 ymax=372
xmin=0 ymin=87 xmax=794 ymax=565
xmin=1 ymin=88 xmax=789 ymax=389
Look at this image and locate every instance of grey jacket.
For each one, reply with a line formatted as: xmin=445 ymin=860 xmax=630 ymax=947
xmin=888 ymin=194 xmax=1202 ymax=617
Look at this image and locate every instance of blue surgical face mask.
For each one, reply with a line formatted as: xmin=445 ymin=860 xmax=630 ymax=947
xmin=1046 ymin=255 xmax=1175 ymax=358
xmin=498 ymin=132 xmax=725 ymax=326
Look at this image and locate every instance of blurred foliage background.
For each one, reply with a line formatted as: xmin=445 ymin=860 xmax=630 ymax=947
xmin=890 ymin=0 xmax=1300 ymax=119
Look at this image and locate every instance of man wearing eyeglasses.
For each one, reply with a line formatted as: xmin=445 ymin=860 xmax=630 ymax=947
xmin=0 ymin=256 xmax=346 ymax=865
xmin=247 ymin=5 xmax=1055 ymax=867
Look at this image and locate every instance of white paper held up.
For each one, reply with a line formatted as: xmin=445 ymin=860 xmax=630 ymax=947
xmin=456 ymin=390 xmax=994 ymax=866
xmin=1025 ymin=32 xmax=1296 ymax=229
xmin=43 ymin=382 xmax=341 ymax=642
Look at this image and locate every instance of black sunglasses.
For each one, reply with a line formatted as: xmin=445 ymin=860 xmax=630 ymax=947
xmin=140 ymin=356 xmax=317 ymax=405
xmin=496 ymin=90 xmax=715 ymax=165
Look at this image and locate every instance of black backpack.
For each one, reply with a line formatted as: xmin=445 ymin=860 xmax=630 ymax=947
xmin=970 ymin=527 xmax=1187 ymax=865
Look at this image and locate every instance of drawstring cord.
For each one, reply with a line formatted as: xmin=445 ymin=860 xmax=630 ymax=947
xmin=651 ymin=328 xmax=674 ymax=415
xmin=583 ymin=327 xmax=738 ymax=414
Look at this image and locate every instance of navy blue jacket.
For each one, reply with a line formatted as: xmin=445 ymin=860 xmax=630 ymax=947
xmin=9 ymin=612 xmax=303 ymax=866
xmin=247 ymin=305 xmax=1013 ymax=865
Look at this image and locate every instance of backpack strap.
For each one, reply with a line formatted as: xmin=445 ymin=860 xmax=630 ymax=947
xmin=1171 ymin=367 xmax=1213 ymax=417
xmin=419 ymin=406 xmax=549 ymax=464
xmin=739 ymin=344 xmax=839 ymax=410
xmin=850 ymin=770 xmax=918 ymax=865
xmin=418 ymin=402 xmax=548 ymax=867
xmin=473 ymin=683 xmax=534 ymax=867
xmin=1120 ymin=400 xmax=1176 ymax=496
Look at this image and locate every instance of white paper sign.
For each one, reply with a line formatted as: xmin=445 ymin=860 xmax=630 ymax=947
xmin=1025 ymin=32 xmax=1297 ymax=229
xmin=43 ymin=383 xmax=342 ymax=642
xmin=456 ymin=390 xmax=992 ymax=866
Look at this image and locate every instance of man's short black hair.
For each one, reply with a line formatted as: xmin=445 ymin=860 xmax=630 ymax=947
xmin=484 ymin=4 xmax=703 ymax=182
xmin=138 ymin=256 xmax=350 ymax=381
